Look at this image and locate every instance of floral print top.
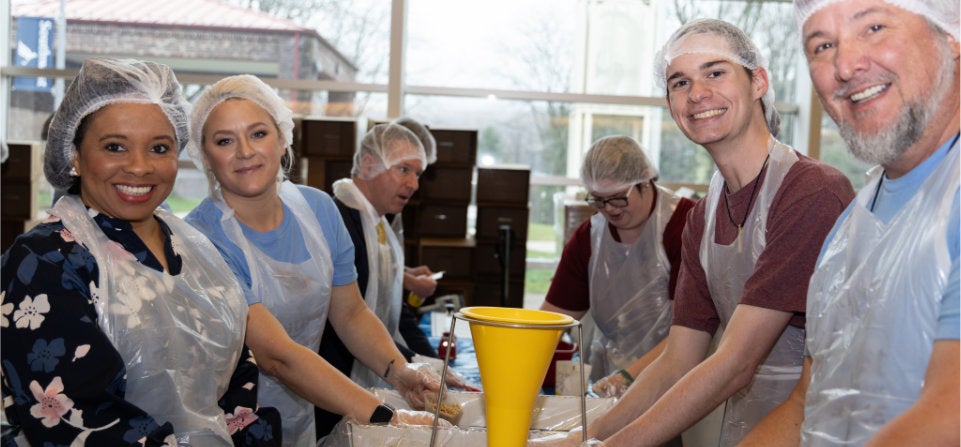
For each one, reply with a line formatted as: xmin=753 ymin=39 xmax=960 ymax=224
xmin=1 ymin=211 xmax=281 ymax=446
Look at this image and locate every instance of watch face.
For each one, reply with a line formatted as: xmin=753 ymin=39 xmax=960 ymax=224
xmin=369 ymin=403 xmax=394 ymax=425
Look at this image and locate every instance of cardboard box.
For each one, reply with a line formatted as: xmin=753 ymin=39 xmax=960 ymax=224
xmin=299 ymin=118 xmax=359 ymax=157
xmin=414 ymin=166 xmax=473 ymax=204
xmin=476 ymin=165 xmax=531 ymax=205
xmin=430 ymin=128 xmax=477 ymax=166
xmin=414 ymin=205 xmax=468 ymax=238
xmin=475 ymin=205 xmax=529 ymax=241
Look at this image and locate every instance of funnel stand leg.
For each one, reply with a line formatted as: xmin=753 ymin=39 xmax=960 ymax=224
xmin=577 ymin=322 xmax=587 ymax=443
xmin=429 ymin=315 xmax=459 ymax=446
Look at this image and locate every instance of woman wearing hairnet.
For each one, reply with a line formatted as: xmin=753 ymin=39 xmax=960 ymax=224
xmin=539 ymin=136 xmax=695 ymax=404
xmin=184 ymin=75 xmax=444 ymax=447
xmin=0 ymin=58 xmax=280 ymax=446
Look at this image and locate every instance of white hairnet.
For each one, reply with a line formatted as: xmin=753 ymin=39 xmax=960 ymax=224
xmin=44 ymin=57 xmax=189 ymax=191
xmin=795 ymin=0 xmax=959 ymax=41
xmin=353 ymin=123 xmax=426 ymax=180
xmin=187 ymin=74 xmax=294 ymax=195
xmin=392 ymin=117 xmax=437 ymax=165
xmin=580 ymin=135 xmax=658 ymax=194
xmin=654 ymin=18 xmax=781 ymax=137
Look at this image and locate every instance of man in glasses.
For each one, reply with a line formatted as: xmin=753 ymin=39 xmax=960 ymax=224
xmin=539 ymin=136 xmax=695 ymax=417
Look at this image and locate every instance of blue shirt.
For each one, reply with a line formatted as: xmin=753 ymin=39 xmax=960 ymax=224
xmin=819 ymin=136 xmax=960 ymax=340
xmin=186 ymin=184 xmax=359 ymax=306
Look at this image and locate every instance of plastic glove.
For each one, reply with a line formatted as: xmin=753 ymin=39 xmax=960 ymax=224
xmin=444 ymin=366 xmax=480 ymax=391
xmin=393 ymin=409 xmax=453 ymax=428
xmin=592 ymin=369 xmax=633 ymax=398
xmin=386 ymin=361 xmax=442 ymax=409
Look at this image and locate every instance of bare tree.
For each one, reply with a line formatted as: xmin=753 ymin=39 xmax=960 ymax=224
xmin=228 ymin=0 xmax=390 ymax=115
xmin=494 ymin=11 xmax=575 ymax=178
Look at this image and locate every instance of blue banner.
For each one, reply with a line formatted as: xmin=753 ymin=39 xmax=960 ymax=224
xmin=14 ymin=16 xmax=55 ymax=92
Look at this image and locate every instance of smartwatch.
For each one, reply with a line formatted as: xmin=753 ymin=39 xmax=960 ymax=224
xmin=369 ymin=403 xmax=395 ymax=425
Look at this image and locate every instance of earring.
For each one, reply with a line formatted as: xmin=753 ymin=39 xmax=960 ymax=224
xmin=69 ymin=167 xmax=79 ymax=176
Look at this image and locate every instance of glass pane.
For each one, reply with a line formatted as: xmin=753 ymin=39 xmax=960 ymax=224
xmin=409 ymin=0 xmax=802 ymax=102
xmin=9 ymin=0 xmax=389 ymax=88
xmin=407 ymin=0 xmax=580 ymax=92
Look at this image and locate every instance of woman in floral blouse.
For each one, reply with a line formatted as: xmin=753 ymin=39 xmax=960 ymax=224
xmin=0 ymin=57 xmax=280 ymax=446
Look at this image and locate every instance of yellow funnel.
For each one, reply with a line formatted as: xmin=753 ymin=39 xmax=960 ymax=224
xmin=462 ymin=306 xmax=574 ymax=447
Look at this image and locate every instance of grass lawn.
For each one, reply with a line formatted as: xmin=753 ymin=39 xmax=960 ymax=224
xmin=525 ymin=222 xmax=558 ymax=295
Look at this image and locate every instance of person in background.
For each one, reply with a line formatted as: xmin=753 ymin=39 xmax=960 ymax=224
xmin=741 ymin=1 xmax=959 ymax=445
xmin=539 ymin=135 xmax=694 ymax=409
xmin=184 ymin=75 xmax=444 ymax=447
xmin=388 ymin=116 xmax=442 ymax=359
xmin=535 ymin=18 xmax=855 ymax=447
xmin=1 ymin=57 xmax=280 ymax=446
xmin=317 ymin=120 xmax=473 ymax=438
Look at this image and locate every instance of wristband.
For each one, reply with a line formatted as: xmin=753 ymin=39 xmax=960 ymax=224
xmin=617 ymin=369 xmax=634 ymax=385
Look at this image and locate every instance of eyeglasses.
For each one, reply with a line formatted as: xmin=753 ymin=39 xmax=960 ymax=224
xmin=586 ymin=185 xmax=635 ymax=209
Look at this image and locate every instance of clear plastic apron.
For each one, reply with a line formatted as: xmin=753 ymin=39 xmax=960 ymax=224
xmin=700 ymin=140 xmax=805 ymax=446
xmin=587 ymin=185 xmax=680 ymax=380
xmin=55 ymin=196 xmax=247 ymax=447
xmin=214 ymin=181 xmax=332 ymax=447
xmin=802 ymin=141 xmax=959 ymax=446
xmin=333 ymin=179 xmax=404 ymax=389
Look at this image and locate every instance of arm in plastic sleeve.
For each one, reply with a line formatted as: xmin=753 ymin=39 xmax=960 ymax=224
xmin=385 ymin=361 xmax=442 ymax=409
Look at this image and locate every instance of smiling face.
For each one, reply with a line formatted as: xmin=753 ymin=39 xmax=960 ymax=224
xmin=664 ymin=39 xmax=768 ymax=149
xmin=588 ymin=182 xmax=652 ymax=234
xmin=803 ymin=0 xmax=959 ymax=166
xmin=201 ymin=98 xmax=285 ymax=202
xmin=72 ymin=102 xmax=178 ymax=227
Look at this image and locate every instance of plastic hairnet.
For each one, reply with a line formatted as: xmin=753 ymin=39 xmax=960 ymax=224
xmin=392 ymin=117 xmax=437 ymax=165
xmin=654 ymin=18 xmax=781 ymax=136
xmin=353 ymin=123 xmax=426 ymax=180
xmin=187 ymin=74 xmax=294 ymax=195
xmin=580 ymin=135 xmax=658 ymax=194
xmin=44 ymin=57 xmax=189 ymax=191
xmin=795 ymin=0 xmax=960 ymax=41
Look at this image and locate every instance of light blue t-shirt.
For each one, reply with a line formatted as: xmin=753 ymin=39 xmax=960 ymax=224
xmin=186 ymin=184 xmax=359 ymax=306
xmin=818 ymin=136 xmax=960 ymax=340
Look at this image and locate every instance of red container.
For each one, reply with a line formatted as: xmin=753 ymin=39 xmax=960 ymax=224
xmin=542 ymin=340 xmax=578 ymax=387
xmin=437 ymin=332 xmax=457 ymax=361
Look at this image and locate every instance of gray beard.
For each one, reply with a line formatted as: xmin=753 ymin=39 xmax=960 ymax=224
xmin=839 ymin=102 xmax=927 ymax=166
xmin=837 ymin=37 xmax=954 ymax=166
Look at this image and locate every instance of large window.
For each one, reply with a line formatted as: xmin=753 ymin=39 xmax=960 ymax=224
xmin=4 ymin=0 xmax=846 ymax=292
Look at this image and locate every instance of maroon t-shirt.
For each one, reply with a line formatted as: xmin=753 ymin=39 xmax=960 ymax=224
xmin=671 ymin=152 xmax=856 ymax=334
xmin=544 ymin=189 xmax=697 ymax=311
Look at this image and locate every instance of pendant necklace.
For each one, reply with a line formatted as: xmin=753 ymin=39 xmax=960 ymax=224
xmin=724 ymin=152 xmax=770 ymax=253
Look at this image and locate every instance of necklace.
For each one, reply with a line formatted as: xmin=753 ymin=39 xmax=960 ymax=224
xmin=724 ymin=153 xmax=770 ymax=235
xmin=869 ymin=172 xmax=885 ymax=212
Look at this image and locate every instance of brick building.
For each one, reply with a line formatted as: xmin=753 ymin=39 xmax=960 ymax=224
xmin=9 ymin=0 xmax=358 ymax=140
